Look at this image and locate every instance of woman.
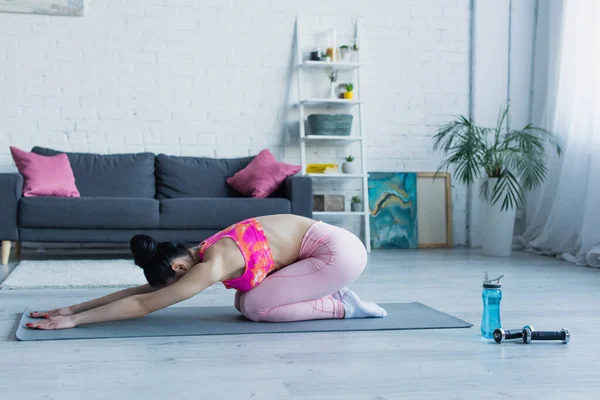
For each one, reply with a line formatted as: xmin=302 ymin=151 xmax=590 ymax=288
xmin=26 ymin=214 xmax=387 ymax=330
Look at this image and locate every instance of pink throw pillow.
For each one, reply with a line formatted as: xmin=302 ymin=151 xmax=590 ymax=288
xmin=10 ymin=146 xmax=80 ymax=198
xmin=227 ymin=149 xmax=301 ymax=198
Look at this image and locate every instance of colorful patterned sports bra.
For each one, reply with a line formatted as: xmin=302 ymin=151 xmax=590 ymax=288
xmin=197 ymin=218 xmax=275 ymax=292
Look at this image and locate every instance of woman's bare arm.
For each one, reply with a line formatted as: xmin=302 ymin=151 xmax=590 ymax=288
xmin=29 ymin=284 xmax=156 ymax=318
xmin=70 ymin=263 xmax=219 ymax=327
xmin=26 ymin=261 xmax=224 ymax=330
xmin=70 ymin=284 xmax=156 ymax=313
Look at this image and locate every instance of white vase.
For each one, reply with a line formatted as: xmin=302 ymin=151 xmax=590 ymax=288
xmin=342 ymin=161 xmax=360 ymax=174
xmin=481 ymin=178 xmax=517 ymax=257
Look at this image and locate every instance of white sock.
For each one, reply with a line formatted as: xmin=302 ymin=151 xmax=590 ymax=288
xmin=332 ymin=288 xmax=387 ymax=319
xmin=332 ymin=287 xmax=350 ymax=300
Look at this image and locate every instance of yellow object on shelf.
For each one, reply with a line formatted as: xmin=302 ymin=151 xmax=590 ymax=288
xmin=343 ymin=92 xmax=354 ymax=99
xmin=306 ymin=163 xmax=338 ymax=174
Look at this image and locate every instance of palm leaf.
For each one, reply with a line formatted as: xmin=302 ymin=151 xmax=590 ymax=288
xmin=432 ymin=115 xmax=477 ymax=153
xmin=432 ymin=115 xmax=486 ymax=185
xmin=490 ymin=169 xmax=524 ymax=211
xmin=431 ymin=108 xmax=562 ymax=210
xmin=479 ymin=178 xmax=490 ymax=201
xmin=502 ymin=128 xmax=553 ymax=191
xmin=493 ymin=107 xmax=509 ymax=149
xmin=521 ymin=125 xmax=563 ymax=156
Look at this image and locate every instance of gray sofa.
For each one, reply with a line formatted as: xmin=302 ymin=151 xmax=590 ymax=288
xmin=0 ymin=147 xmax=312 ymax=264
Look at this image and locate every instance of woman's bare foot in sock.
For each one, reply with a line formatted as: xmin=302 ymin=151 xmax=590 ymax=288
xmin=332 ymin=288 xmax=387 ymax=319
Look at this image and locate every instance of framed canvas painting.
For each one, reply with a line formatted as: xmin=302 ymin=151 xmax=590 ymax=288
xmin=368 ymin=172 xmax=418 ymax=249
xmin=416 ymin=172 xmax=452 ymax=248
xmin=0 ymin=0 xmax=84 ymax=16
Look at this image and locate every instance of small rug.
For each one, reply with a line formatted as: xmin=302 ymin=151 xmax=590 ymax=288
xmin=16 ymin=303 xmax=473 ymax=341
xmin=1 ymin=259 xmax=146 ymax=289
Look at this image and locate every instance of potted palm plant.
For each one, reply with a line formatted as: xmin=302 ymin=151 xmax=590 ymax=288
xmin=432 ymin=108 xmax=562 ymax=256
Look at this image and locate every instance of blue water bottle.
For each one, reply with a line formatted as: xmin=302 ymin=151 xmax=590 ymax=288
xmin=481 ymin=272 xmax=504 ymax=339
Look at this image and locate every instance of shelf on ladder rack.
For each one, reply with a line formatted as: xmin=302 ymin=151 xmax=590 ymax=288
xmin=313 ymin=211 xmax=368 ymax=216
xmin=300 ymin=61 xmax=362 ymax=70
xmin=302 ymin=135 xmax=363 ymax=142
xmin=305 ymin=173 xmax=367 ymax=179
xmin=300 ymin=98 xmax=362 ymax=106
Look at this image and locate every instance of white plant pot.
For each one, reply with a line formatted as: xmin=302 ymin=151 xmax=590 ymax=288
xmin=481 ymin=178 xmax=517 ymax=257
xmin=342 ymin=161 xmax=360 ymax=174
xmin=340 ymin=48 xmax=350 ymax=61
xmin=351 ymin=203 xmax=362 ymax=212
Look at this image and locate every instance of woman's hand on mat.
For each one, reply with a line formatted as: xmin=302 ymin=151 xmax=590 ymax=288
xmin=25 ymin=316 xmax=76 ymax=330
xmin=30 ymin=307 xmax=73 ymax=319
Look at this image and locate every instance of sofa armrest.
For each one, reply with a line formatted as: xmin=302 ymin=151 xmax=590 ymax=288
xmin=281 ymin=176 xmax=313 ymax=218
xmin=0 ymin=173 xmax=23 ymax=240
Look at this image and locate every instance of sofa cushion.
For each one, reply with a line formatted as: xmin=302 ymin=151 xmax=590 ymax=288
xmin=155 ymin=154 xmax=254 ymax=199
xmin=31 ymin=147 xmax=155 ymax=198
xmin=226 ymin=149 xmax=301 ymax=198
xmin=19 ymin=197 xmax=159 ymax=229
xmin=159 ymin=198 xmax=291 ymax=229
xmin=10 ymin=146 xmax=80 ymax=198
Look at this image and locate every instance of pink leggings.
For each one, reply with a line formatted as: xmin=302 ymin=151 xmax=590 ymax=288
xmin=235 ymin=221 xmax=367 ymax=322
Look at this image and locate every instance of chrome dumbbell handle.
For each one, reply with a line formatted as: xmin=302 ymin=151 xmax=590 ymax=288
xmin=493 ymin=328 xmax=523 ymax=343
xmin=522 ymin=326 xmax=570 ymax=344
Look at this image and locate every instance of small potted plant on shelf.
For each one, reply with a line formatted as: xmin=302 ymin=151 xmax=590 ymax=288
xmin=340 ymin=45 xmax=350 ymax=61
xmin=351 ymin=196 xmax=362 ymax=212
xmin=343 ymin=83 xmax=354 ymax=100
xmin=342 ymin=155 xmax=360 ymax=174
xmin=432 ymin=107 xmax=562 ymax=257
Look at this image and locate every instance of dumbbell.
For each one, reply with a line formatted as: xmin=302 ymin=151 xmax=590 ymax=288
xmin=522 ymin=325 xmax=570 ymax=344
xmin=493 ymin=326 xmax=570 ymax=344
xmin=493 ymin=328 xmax=523 ymax=343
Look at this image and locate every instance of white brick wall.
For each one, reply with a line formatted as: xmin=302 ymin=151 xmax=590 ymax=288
xmin=0 ymin=0 xmax=471 ymax=245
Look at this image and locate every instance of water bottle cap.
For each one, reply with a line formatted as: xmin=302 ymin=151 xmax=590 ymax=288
xmin=483 ymin=282 xmax=502 ymax=289
xmin=483 ymin=272 xmax=504 ymax=289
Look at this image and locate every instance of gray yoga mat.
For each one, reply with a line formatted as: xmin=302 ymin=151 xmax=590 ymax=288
xmin=16 ymin=303 xmax=472 ymax=341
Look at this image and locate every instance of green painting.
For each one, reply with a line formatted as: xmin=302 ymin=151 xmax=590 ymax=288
xmin=368 ymin=172 xmax=418 ymax=249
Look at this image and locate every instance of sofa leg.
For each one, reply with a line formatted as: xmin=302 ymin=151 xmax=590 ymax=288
xmin=1 ymin=241 xmax=11 ymax=265
xmin=14 ymin=241 xmax=21 ymax=258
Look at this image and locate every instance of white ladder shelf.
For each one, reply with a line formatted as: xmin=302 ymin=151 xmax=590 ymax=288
xmin=295 ymin=17 xmax=371 ymax=252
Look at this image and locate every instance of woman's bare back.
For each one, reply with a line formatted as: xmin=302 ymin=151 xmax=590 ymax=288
xmin=201 ymin=214 xmax=317 ymax=281
xmin=257 ymin=214 xmax=316 ymax=268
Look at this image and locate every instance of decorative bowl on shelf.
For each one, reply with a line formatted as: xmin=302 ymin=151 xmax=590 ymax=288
xmin=307 ymin=114 xmax=353 ymax=136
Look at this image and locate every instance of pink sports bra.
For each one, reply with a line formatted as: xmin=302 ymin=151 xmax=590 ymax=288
xmin=197 ymin=218 xmax=275 ymax=292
